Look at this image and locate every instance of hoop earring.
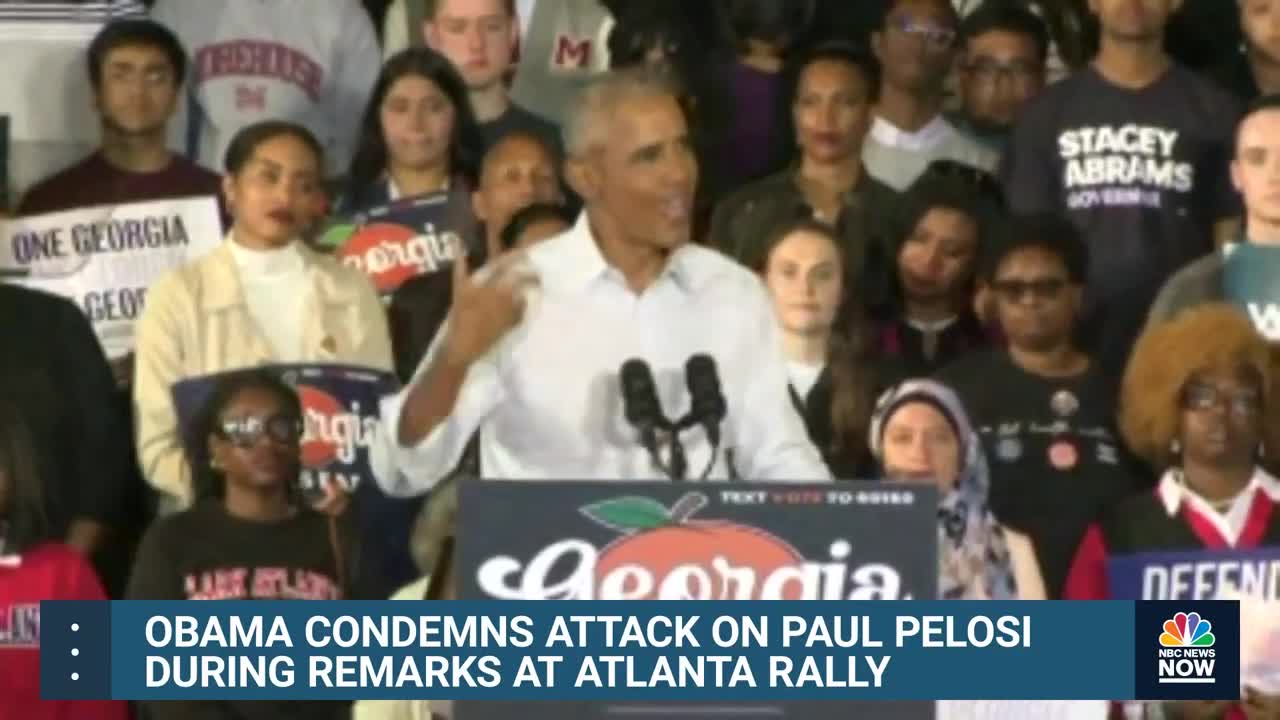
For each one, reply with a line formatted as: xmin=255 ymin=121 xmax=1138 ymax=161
xmin=1170 ymin=438 xmax=1181 ymax=455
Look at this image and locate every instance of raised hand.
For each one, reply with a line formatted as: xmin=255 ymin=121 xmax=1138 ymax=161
xmin=442 ymin=241 xmax=537 ymax=367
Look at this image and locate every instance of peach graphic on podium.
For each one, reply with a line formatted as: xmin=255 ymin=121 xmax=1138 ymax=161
xmin=585 ymin=492 xmax=806 ymax=599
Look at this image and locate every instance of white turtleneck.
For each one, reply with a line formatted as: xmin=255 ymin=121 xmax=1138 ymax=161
xmin=227 ymin=238 xmax=310 ymax=359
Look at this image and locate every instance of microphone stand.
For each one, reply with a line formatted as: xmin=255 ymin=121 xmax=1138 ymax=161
xmin=636 ymin=418 xmax=688 ymax=481
xmin=672 ymin=414 xmax=721 ymax=482
xmin=635 ymin=418 xmax=702 ymax=481
xmin=665 ymin=423 xmax=688 ymax=481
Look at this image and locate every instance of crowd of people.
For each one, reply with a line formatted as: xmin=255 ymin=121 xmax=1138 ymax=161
xmin=2 ymin=0 xmax=1280 ymax=718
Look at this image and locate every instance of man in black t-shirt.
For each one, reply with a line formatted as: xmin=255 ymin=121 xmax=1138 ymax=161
xmin=938 ymin=213 xmax=1147 ymax=598
xmin=1002 ymin=0 xmax=1242 ymax=354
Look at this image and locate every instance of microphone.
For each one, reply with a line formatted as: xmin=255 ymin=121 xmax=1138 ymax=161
xmin=685 ymin=354 xmax=727 ymax=448
xmin=685 ymin=354 xmax=727 ymax=481
xmin=620 ymin=359 xmax=675 ymax=478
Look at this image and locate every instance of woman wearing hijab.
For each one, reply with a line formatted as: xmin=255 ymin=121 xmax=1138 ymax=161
xmin=1064 ymin=304 xmax=1280 ymax=720
xmin=870 ymin=378 xmax=1045 ymax=600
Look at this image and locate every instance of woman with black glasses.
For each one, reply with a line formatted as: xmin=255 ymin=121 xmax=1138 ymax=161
xmin=129 ymin=370 xmax=359 ymax=719
xmin=938 ymin=213 xmax=1145 ymax=599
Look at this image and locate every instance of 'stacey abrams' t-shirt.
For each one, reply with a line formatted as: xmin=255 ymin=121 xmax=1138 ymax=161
xmin=1002 ymin=65 xmax=1241 ymax=311
xmin=937 ymin=351 xmax=1148 ymax=598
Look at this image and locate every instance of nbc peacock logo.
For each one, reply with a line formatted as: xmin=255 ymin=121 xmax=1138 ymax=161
xmin=1158 ymin=612 xmax=1217 ymax=684
xmin=1160 ymin=612 xmax=1215 ymax=648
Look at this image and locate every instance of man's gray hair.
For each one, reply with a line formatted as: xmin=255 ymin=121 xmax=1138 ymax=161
xmin=561 ymin=66 xmax=683 ymax=159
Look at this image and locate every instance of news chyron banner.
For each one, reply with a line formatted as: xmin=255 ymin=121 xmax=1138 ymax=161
xmin=320 ymin=189 xmax=480 ymax=297
xmin=39 ymin=601 xmax=1240 ymax=707
xmin=1110 ymin=547 xmax=1280 ymax=693
xmin=0 ymin=196 xmax=222 ymax=358
xmin=170 ymin=363 xmax=397 ymax=496
xmin=33 ymin=486 xmax=1246 ymax=710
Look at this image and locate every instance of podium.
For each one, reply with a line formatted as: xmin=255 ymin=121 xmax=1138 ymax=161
xmin=454 ymin=480 xmax=939 ymax=720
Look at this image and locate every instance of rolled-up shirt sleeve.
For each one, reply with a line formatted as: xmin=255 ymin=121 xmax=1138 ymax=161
xmin=730 ymin=285 xmax=832 ymax=483
xmin=371 ymin=317 xmax=506 ymax=497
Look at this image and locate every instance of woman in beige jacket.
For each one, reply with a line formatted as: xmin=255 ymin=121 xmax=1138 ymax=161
xmin=134 ymin=121 xmax=392 ymax=513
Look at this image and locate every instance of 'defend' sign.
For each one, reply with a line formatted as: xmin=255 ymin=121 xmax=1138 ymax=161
xmin=1108 ymin=547 xmax=1280 ymax=602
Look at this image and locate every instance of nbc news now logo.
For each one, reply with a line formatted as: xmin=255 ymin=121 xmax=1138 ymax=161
xmin=1158 ymin=612 xmax=1216 ymax=684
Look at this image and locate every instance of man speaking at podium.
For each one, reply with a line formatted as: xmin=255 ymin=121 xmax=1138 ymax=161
xmin=372 ymin=67 xmax=831 ymax=493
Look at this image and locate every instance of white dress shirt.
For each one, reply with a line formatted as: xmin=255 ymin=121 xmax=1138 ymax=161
xmin=372 ymin=215 xmax=831 ymax=493
xmin=1157 ymin=467 xmax=1280 ymax=547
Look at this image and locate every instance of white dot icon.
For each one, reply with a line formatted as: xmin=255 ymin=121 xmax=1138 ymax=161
xmin=71 ymin=623 xmax=79 ymax=632
xmin=71 ymin=649 xmax=79 ymax=657
xmin=71 ymin=673 xmax=79 ymax=681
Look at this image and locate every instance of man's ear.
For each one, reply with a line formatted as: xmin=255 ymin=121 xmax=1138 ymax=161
xmin=564 ymin=155 xmax=600 ymax=203
xmin=423 ymin=20 xmax=440 ymax=49
xmin=471 ymin=188 xmax=487 ymax=223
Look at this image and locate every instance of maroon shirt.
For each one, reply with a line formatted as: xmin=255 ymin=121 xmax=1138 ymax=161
xmin=17 ymin=151 xmax=222 ymax=217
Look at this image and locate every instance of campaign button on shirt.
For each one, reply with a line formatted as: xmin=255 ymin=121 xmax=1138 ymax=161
xmin=937 ymin=350 xmax=1147 ymax=599
xmin=1051 ymin=389 xmax=1079 ymax=418
xmin=996 ymin=437 xmax=1023 ymax=462
xmin=1049 ymin=440 xmax=1079 ymax=471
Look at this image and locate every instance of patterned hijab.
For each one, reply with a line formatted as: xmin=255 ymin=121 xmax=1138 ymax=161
xmin=870 ymin=379 xmax=1018 ymax=600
